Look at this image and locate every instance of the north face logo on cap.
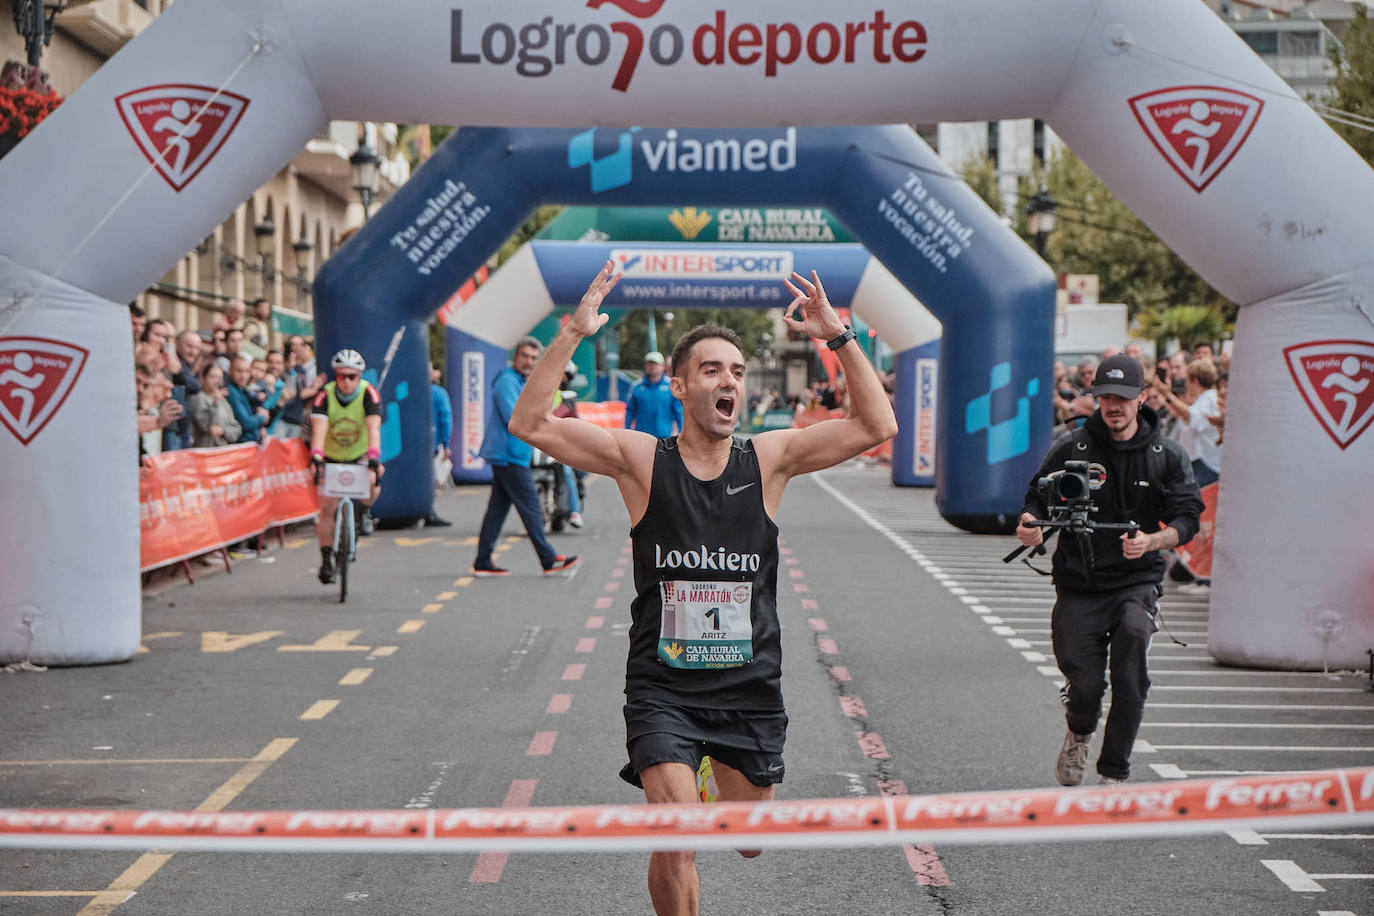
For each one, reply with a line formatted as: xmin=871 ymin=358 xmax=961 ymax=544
xmin=1107 ymin=369 xmax=1124 ymax=380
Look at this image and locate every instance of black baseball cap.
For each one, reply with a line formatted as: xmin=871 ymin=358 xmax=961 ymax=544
xmin=1092 ymin=354 xmax=1146 ymax=398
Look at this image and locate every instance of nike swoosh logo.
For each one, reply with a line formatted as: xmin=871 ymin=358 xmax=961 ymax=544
xmin=767 ymin=763 xmax=783 ymax=772
xmin=725 ymin=483 xmax=755 ymax=496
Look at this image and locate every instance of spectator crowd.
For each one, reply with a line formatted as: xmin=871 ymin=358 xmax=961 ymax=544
xmin=131 ymin=298 xmax=324 ymax=460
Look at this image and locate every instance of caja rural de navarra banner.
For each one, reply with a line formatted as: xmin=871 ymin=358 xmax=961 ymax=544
xmin=139 ymin=439 xmax=319 ymax=571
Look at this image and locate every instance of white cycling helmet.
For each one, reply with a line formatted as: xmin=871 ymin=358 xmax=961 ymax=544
xmin=331 ymin=349 xmax=366 ymax=372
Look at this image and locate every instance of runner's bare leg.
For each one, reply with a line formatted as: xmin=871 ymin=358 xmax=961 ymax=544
xmin=639 ymin=762 xmax=700 ymax=916
xmin=709 ymin=757 xmax=775 ymax=858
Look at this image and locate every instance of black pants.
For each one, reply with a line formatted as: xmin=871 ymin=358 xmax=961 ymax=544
xmin=1051 ymin=582 xmax=1160 ymax=780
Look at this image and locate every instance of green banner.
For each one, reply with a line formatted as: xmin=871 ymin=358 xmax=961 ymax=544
xmin=539 ymin=206 xmax=855 ymax=244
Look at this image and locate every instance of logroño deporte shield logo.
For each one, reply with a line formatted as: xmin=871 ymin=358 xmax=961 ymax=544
xmin=1129 ymin=86 xmax=1263 ymax=193
xmin=115 ymin=84 xmax=250 ymax=192
xmin=0 ymin=337 xmax=90 ymax=446
xmin=1283 ymin=340 xmax=1374 ymax=450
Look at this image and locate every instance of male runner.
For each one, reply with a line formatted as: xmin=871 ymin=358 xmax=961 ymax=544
xmin=510 ymin=261 xmax=897 ymax=916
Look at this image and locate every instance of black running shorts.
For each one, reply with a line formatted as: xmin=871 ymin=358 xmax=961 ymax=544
xmin=619 ymin=699 xmax=787 ymax=789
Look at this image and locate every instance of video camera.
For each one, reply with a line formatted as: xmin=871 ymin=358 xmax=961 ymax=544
xmin=1004 ymin=459 xmax=1139 ymax=567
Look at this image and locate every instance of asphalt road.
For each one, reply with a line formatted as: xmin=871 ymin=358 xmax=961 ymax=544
xmin=2 ymin=465 xmax=1371 ymax=915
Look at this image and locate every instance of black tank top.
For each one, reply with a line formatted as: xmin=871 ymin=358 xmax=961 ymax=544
xmin=627 ymin=436 xmax=782 ymax=710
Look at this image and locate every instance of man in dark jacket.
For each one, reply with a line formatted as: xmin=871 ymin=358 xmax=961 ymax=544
xmin=1016 ymin=354 xmax=1203 ymax=786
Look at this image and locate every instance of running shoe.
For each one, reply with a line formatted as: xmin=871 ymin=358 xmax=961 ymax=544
xmin=471 ymin=561 xmax=511 ymax=578
xmin=1055 ymin=729 xmax=1092 ymax=786
xmin=543 ymin=555 xmax=580 ymax=575
xmin=1098 ymin=775 xmax=1128 ymax=785
xmin=569 ymin=512 xmax=584 ymax=529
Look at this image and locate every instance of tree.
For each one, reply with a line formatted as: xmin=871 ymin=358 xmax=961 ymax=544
xmin=959 ymin=155 xmax=1002 ymax=215
xmin=616 ymin=307 xmax=776 ymax=371
xmin=1134 ymin=305 xmax=1229 ymax=356
xmin=1326 ymin=7 xmax=1374 ymax=166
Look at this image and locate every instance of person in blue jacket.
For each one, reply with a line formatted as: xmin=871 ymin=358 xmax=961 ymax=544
xmin=427 ymin=363 xmax=453 ymax=527
xmin=226 ymin=354 xmax=269 ymax=443
xmin=471 ymin=337 xmax=578 ymax=577
xmin=624 ymin=350 xmax=681 ymax=438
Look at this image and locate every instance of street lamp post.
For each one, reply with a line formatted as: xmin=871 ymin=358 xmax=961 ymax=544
xmin=253 ymin=216 xmax=276 ymax=298
xmin=292 ymin=236 xmax=313 ymax=309
xmin=1025 ymin=187 xmax=1057 ymax=259
xmin=10 ymin=0 xmax=67 ymax=70
xmin=350 ymin=142 xmax=382 ymax=220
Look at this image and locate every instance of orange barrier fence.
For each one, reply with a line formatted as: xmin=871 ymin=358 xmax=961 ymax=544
xmin=577 ymin=400 xmax=626 ymax=429
xmin=139 ymin=439 xmax=319 ymax=572
xmin=3 ymin=768 xmax=1369 ymax=853
xmin=1176 ymin=481 xmax=1218 ymax=580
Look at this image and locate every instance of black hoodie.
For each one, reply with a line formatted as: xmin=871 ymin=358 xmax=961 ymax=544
xmin=1022 ymin=405 xmax=1204 ymax=592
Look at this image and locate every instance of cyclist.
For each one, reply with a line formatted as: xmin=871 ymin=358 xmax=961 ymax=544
xmin=310 ymin=349 xmax=384 ymax=585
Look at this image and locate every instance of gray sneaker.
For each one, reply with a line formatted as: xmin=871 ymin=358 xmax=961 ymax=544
xmin=1055 ymin=729 xmax=1093 ymax=786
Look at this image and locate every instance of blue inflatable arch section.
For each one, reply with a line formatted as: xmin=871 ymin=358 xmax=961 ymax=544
xmin=444 ymin=239 xmax=941 ymax=485
xmin=314 ymin=125 xmax=1054 ymax=533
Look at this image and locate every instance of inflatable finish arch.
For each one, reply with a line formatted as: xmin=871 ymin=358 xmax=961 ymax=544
xmin=436 ymin=239 xmax=943 ymax=485
xmin=315 ymin=126 xmax=1028 ymax=518
xmin=0 ymin=0 xmax=1369 ymax=672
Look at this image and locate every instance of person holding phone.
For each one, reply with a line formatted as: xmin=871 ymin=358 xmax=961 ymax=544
xmin=189 ymin=364 xmax=242 ymax=447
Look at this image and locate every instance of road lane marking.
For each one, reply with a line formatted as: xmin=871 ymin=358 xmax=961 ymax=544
xmin=595 ymin=596 xmax=614 ymax=608
xmin=202 ymin=630 xmax=283 ymax=653
xmin=839 ymin=697 xmax=867 ymax=718
xmin=75 ymin=739 xmax=297 ymax=915
xmin=800 ymin=598 xmax=819 ymax=610
xmin=575 ymin=638 xmax=597 ymax=653
xmin=877 ymin=779 xmax=951 ymax=886
xmin=808 ymin=618 xmax=828 ymax=631
xmin=278 ymin=630 xmax=370 ymax=652
xmin=394 ymin=537 xmax=441 ymax=547
xmin=793 ymin=583 xmax=810 ymax=593
xmin=547 ymin=695 xmax=572 ymax=714
xmin=339 ymin=669 xmax=372 ymax=686
xmin=828 ymin=667 xmax=851 ymax=682
xmin=527 ymin=732 xmax=558 ymax=756
xmin=0 ymin=757 xmax=253 ymax=766
xmin=452 ymin=576 xmax=474 ymax=587
xmin=856 ymin=732 xmax=891 ymax=759
xmin=1262 ymin=859 xmax=1326 ymax=892
xmin=562 ymin=664 xmax=586 ymax=681
xmin=817 ymin=638 xmax=839 ymax=655
xmin=421 ymin=604 xmax=443 ymax=614
xmin=585 ymin=616 xmax=605 ymax=629
xmin=397 ymin=620 xmax=426 ymax=634
xmin=369 ymin=646 xmax=398 ymax=658
xmin=435 ymin=591 xmax=457 ymax=600
xmin=470 ymin=779 xmax=538 ymax=884
xmin=300 ymin=700 xmax=339 ymax=721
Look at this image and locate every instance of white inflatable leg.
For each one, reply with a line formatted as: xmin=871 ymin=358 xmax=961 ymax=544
xmin=0 ymin=255 xmax=139 ymax=665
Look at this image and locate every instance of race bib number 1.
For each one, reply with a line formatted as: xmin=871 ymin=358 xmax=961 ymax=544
xmin=658 ymin=580 xmax=753 ymax=669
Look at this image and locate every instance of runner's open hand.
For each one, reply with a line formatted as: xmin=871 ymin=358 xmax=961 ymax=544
xmin=569 ymin=260 xmax=621 ymax=338
xmin=781 ymin=271 xmax=847 ymax=341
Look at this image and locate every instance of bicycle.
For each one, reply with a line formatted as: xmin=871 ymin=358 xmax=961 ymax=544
xmin=320 ymin=463 xmax=370 ymax=603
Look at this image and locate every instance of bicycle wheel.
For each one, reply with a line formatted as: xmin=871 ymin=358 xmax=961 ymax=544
xmin=336 ymin=499 xmax=352 ymax=603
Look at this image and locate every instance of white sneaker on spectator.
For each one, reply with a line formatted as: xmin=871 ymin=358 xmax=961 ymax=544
xmin=569 ymin=512 xmax=584 ymax=529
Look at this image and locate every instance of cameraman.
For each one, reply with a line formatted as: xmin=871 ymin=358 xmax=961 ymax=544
xmin=1015 ymin=355 xmax=1202 ymax=786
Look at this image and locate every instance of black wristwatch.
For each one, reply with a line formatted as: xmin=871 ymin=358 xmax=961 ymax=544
xmin=826 ymin=326 xmax=857 ymax=350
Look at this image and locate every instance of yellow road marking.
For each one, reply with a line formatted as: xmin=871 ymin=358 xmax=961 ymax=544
xmin=0 ymin=757 xmax=251 ymax=766
xmin=300 ymin=700 xmax=339 ymax=721
xmin=394 ymin=537 xmax=441 ymax=547
xmin=339 ymin=668 xmax=372 ymax=686
xmin=278 ymin=630 xmax=370 ymax=652
xmin=76 ymin=738 xmax=296 ymax=915
xmin=452 ymin=576 xmax=473 ymax=587
xmin=284 ymin=537 xmax=310 ymax=550
xmin=421 ymin=604 xmax=442 ymax=614
xmin=435 ymin=591 xmax=457 ymax=601
xmin=369 ymin=646 xmax=398 ymax=657
xmin=443 ymin=536 xmax=478 ymax=546
xmin=141 ymin=632 xmax=182 ymax=641
xmin=1 ymin=891 xmax=109 ymax=898
xmin=397 ymin=619 xmax=426 ymax=634
xmin=505 ymin=535 xmax=521 ymax=543
xmin=494 ymin=544 xmax=510 ymax=554
xmin=201 ymin=631 xmax=284 ymax=653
